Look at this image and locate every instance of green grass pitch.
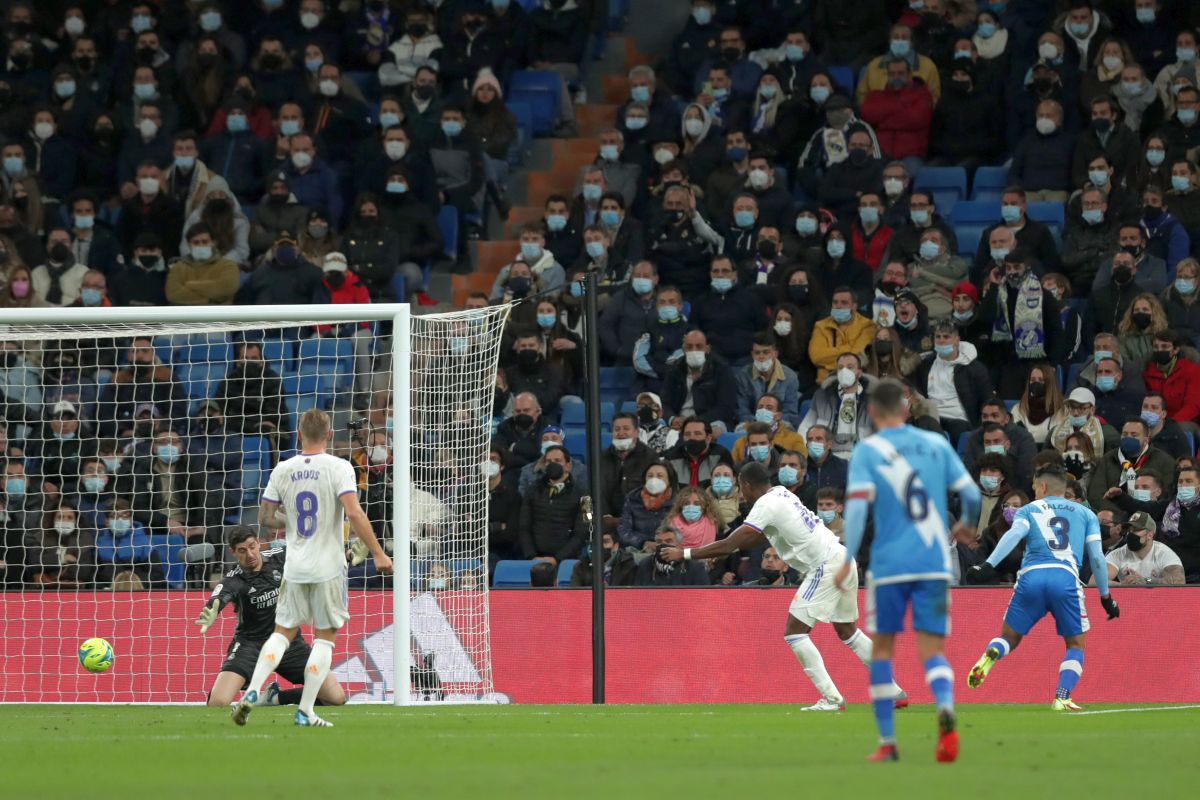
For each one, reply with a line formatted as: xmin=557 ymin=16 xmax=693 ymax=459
xmin=3 ymin=704 xmax=1197 ymax=799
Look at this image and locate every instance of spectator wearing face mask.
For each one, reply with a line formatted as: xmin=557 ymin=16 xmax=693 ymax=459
xmin=797 ymin=352 xmax=874 ymax=459
xmin=519 ymin=444 xmax=586 ymax=564
xmin=856 ymin=23 xmax=942 ymax=104
xmin=929 ymin=59 xmax=1004 ymax=175
xmin=980 ymin=250 xmax=1063 ymax=398
xmin=1138 ymin=392 xmax=1191 ymax=460
xmin=249 ymin=172 xmax=308 ymax=255
xmin=809 ymin=286 xmax=876 ymax=383
xmin=236 ymin=230 xmax=325 ymax=305
xmin=599 ymin=259 xmax=658 ymax=363
xmin=179 ymin=190 xmax=251 ymax=267
xmin=688 ymin=255 xmax=768 ymax=365
xmin=1100 ymin=511 xmax=1184 ymax=585
xmin=634 ymin=527 xmax=710 ymax=586
xmin=912 ymin=321 xmax=992 ymax=442
xmin=734 ymin=334 xmax=800 ymax=428
xmin=850 ymin=191 xmax=893 ymax=272
xmin=284 ymin=132 xmax=341 ymax=223
xmin=817 ymin=128 xmax=885 ymax=219
xmin=109 ymin=233 xmax=167 ymax=307
xmin=166 ymin=223 xmax=240 ymax=306
xmin=1088 ymin=417 xmax=1176 ymax=512
xmin=117 ymin=162 xmax=184 ymax=258
xmin=974 ymin=187 xmax=1062 ymax=279
xmin=32 ymin=228 xmax=88 ymax=307
xmin=859 ymin=57 xmax=933 ymax=174
xmin=616 ymin=460 xmax=678 ymax=551
xmin=1010 ymin=99 xmax=1074 ymax=203
xmin=199 ymin=98 xmax=271 ymax=205
xmin=1071 ymin=96 xmax=1139 ymax=190
xmin=880 ymin=190 xmax=957 ymax=267
xmin=1142 ymin=329 xmax=1200 ymax=424
xmin=490 ymin=223 xmax=565 ymax=302
xmin=214 ymin=341 xmax=286 ymax=436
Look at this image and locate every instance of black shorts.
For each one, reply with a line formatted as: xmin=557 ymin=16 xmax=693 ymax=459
xmin=220 ymin=635 xmax=313 ymax=687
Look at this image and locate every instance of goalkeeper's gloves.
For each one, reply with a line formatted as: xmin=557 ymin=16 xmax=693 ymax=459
xmin=1101 ymin=594 xmax=1120 ymax=620
xmin=349 ymin=537 xmax=370 ymax=567
xmin=965 ymin=562 xmax=998 ymax=584
xmin=194 ymin=600 xmax=219 ymax=632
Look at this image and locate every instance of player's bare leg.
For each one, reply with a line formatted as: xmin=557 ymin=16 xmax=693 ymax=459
xmin=784 ymin=615 xmax=844 ymax=711
xmin=232 ymin=624 xmax=298 ymax=726
xmin=295 ymin=628 xmax=337 ymax=727
xmin=207 ymin=671 xmax=248 ymax=708
xmin=916 ymin=632 xmax=958 ymax=764
xmin=1051 ymin=634 xmax=1086 ymax=711
xmin=833 ymin=621 xmax=908 ymax=709
xmin=969 ymin=624 xmax=1023 ymax=689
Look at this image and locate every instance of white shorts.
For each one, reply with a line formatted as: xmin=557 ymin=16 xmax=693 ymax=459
xmin=788 ymin=556 xmax=860 ymax=628
xmin=274 ymin=576 xmax=350 ymax=630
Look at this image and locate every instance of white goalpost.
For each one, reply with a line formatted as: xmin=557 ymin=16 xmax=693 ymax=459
xmin=0 ymin=302 xmax=509 ymax=705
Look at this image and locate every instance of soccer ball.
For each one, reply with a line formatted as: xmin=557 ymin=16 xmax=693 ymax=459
xmin=79 ymin=638 xmax=115 ymax=673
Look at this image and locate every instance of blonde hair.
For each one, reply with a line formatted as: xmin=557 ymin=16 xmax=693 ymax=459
xmin=299 ymin=408 xmax=331 ymax=445
xmin=1117 ymin=292 xmax=1169 ymax=336
xmin=1018 ymin=362 xmax=1064 ymax=418
xmin=664 ymin=485 xmax=719 ymax=524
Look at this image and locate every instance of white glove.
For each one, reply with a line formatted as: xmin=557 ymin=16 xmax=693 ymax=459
xmin=349 ymin=537 xmax=370 ymax=567
xmin=194 ymin=602 xmax=218 ymax=634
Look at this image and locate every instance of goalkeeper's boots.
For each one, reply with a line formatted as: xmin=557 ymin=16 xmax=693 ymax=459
xmin=894 ymin=689 xmax=910 ymax=709
xmin=231 ymin=690 xmax=257 ymax=726
xmin=867 ymin=744 xmax=899 ymax=762
xmin=968 ymin=647 xmax=1001 ymax=689
xmin=935 ymin=709 xmax=959 ymax=763
xmin=257 ymin=681 xmax=280 ymax=706
xmin=801 ymin=696 xmax=845 ymax=711
xmin=1051 ymin=697 xmax=1084 ymax=712
xmin=295 ymin=709 xmax=334 ymax=728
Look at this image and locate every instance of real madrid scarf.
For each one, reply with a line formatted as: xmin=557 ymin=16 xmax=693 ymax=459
xmin=992 ymin=272 xmax=1046 ymax=359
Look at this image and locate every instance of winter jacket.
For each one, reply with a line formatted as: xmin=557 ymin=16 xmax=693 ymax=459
xmin=851 ymin=220 xmax=893 ymax=272
xmin=165 ymin=256 xmax=240 ymax=305
xmin=1061 ymin=217 xmax=1117 ymax=291
xmin=1010 ymin=129 xmax=1075 ymax=192
xmin=96 ymin=522 xmax=153 ymax=564
xmin=912 ymin=342 xmax=993 ymax=428
xmin=200 ymin=132 xmax=270 ymax=203
xmin=518 ymin=476 xmax=587 ymax=560
xmin=797 ymin=374 xmax=876 ymax=459
xmin=342 ymin=222 xmax=401 ymax=301
xmin=527 ymin=4 xmax=588 ymax=66
xmin=661 ymin=353 xmax=739 ymax=429
xmin=1085 ymin=277 xmax=1150 ymax=341
xmin=616 ymin=488 xmax=674 ymax=548
xmin=930 ymin=85 xmax=1005 ymax=163
xmin=632 ymin=557 xmax=710 ymax=586
xmin=598 ymin=442 xmax=660 ymax=519
xmin=249 ymin=197 xmax=309 ymax=255
xmin=1142 ymin=211 xmax=1191 ymax=273
xmin=964 ymin=421 xmax=1039 ymax=489
xmin=860 ymin=81 xmax=935 ymax=160
xmin=379 ymin=194 xmax=444 ymax=265
xmin=598 ymin=284 xmax=657 ymax=362
xmin=729 ymin=424 xmax=808 ymax=463
xmin=808 ymin=312 xmax=877 ymax=382
xmin=287 ymin=159 xmax=343 ymax=224
xmin=973 ymin=220 xmax=1061 ymax=277
xmin=1071 ymin=125 xmax=1140 ymax=188
xmin=1160 ymin=287 xmax=1200 ymax=340
xmin=733 ymin=360 xmax=802 ymax=427
xmin=856 ymin=54 xmax=943 ymax=104
xmin=236 ymin=256 xmax=325 ymax=306
xmin=664 ymin=441 xmax=734 ymax=490
xmin=1087 ymin=445 xmax=1177 ymax=512
xmin=909 ymin=252 xmax=968 ymax=319
xmin=1143 ymin=356 xmax=1200 ymax=423
xmin=688 ymin=284 xmax=769 ymax=365
xmin=162 ymin=160 xmax=232 ymax=220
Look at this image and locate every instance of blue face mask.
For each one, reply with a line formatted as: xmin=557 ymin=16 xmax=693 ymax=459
xmin=809 ymin=85 xmax=831 ymax=104
xmin=749 ymin=444 xmax=770 ymax=462
xmin=174 ymin=155 xmax=195 ymax=171
xmin=1180 ymin=109 xmax=1197 ymax=125
xmin=1179 ymin=486 xmax=1198 ymax=503
xmin=795 ymin=216 xmax=818 ymax=235
xmin=109 ymin=518 xmax=132 ymax=535
xmin=81 ymin=288 xmax=103 ymax=306
xmin=859 ymin=207 xmax=879 ymax=226
xmin=1068 ymin=21 xmax=1090 ymax=37
xmin=831 ymin=307 xmax=852 ymax=323
xmin=1081 ymin=208 xmax=1103 ymax=225
xmin=977 ymin=22 xmax=997 ymax=38
xmin=600 ymin=210 xmax=620 ymax=227
xmin=713 ymin=87 xmax=729 ymax=101
xmin=83 ymin=475 xmax=107 ymax=494
xmin=582 ymin=184 xmax=603 ymax=202
xmin=226 ymin=114 xmax=248 ymax=133
xmin=980 ymin=475 xmax=1000 ymax=491
xmin=1178 ymin=48 xmax=1197 ymax=63
xmin=585 ymin=241 xmax=606 ymax=259
xmin=1120 ymin=436 xmax=1142 ymax=459
xmin=1069 ymin=414 xmax=1088 ymax=428
xmin=448 ymin=337 xmax=468 ymax=356
xmin=630 ymin=85 xmax=650 ymax=103
xmin=910 ymin=209 xmax=930 ymax=226
xmin=1176 ymin=278 xmax=1196 ymax=295
xmin=1172 ymin=175 xmax=1191 ymax=193
xmin=734 ymin=210 xmax=755 ymax=228
xmin=1095 ymin=375 xmax=1116 ymax=392
xmin=726 ymin=146 xmax=747 ymax=162
xmin=711 ymin=475 xmax=734 ymax=495
xmin=380 ymin=111 xmax=401 ymax=128
xmin=599 ymin=144 xmax=620 ymax=162
xmin=3 ymin=156 xmax=24 ymax=175
xmin=1147 ymin=148 xmax=1165 ymax=166
xmin=626 ymin=116 xmax=647 ymax=131
xmin=826 ymin=239 xmax=846 ymax=259
xmin=953 ymin=309 xmax=974 ymax=322
xmin=1136 ymin=8 xmax=1155 ymax=23
xmin=755 ymin=408 xmax=775 ymax=425
xmin=103 ymin=457 xmax=122 ymax=473
xmin=984 ymin=444 xmax=1006 ymax=455
xmin=681 ymin=504 xmax=703 ymax=523
xmin=305 ymin=58 xmax=323 ymax=74
xmin=919 ymin=240 xmax=941 ymax=260
xmin=441 ymin=120 xmax=463 ymax=137
xmin=1132 ymin=488 xmax=1152 ymax=502
xmin=1093 ymin=350 xmax=1112 ymax=364
xmin=692 ymin=6 xmax=712 ymax=25
xmin=1000 ymin=204 xmax=1021 ymax=223
xmin=536 ymin=313 xmax=556 ymax=329
xmin=569 ymin=281 xmax=584 ymax=298
xmin=5 ymin=477 xmax=25 ymax=496
xmin=658 ymin=305 xmax=680 ymax=322
xmin=785 ymin=44 xmax=805 ymax=62
xmin=540 ymin=440 xmax=559 ymax=454
xmin=56 ymin=80 xmax=77 ymax=99
xmin=711 ymin=277 xmax=733 ymax=293
xmin=990 ymin=247 xmax=1009 ymax=262
xmin=890 ymin=39 xmax=911 ymax=58
xmin=520 ymin=242 xmax=542 ymax=261
xmin=935 ymin=343 xmax=955 ymax=358
xmin=1141 ymin=410 xmax=1161 ymax=429
xmin=546 ymin=213 xmax=567 ymax=232
xmin=631 ymin=277 xmax=653 ymax=295
xmin=133 ymin=83 xmax=157 ymax=100
xmin=280 ymin=119 xmax=301 ymax=137
xmin=157 ymin=444 xmax=180 ymax=464
xmin=807 ymin=442 xmax=826 ymax=460
xmin=777 ymin=465 xmax=798 ymax=485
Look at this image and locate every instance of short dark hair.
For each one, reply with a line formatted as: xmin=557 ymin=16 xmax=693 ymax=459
xmin=611 ymin=411 xmax=637 ymax=428
xmin=975 ymin=453 xmax=1009 ymax=477
xmin=1034 ymin=463 xmax=1068 ymax=489
xmin=530 ymin=562 xmax=557 ymax=587
xmin=542 ymin=444 xmax=572 ymax=464
xmin=868 ymin=378 xmax=906 ymax=415
xmin=226 ymin=526 xmax=258 ymax=549
xmin=738 ymin=460 xmax=772 ymax=489
xmin=1123 ymin=417 xmax=1149 ymax=436
xmin=681 ymin=416 xmax=711 ymax=435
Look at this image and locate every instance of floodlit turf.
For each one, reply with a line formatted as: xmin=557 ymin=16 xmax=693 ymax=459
xmin=2 ymin=703 xmax=1198 ymax=799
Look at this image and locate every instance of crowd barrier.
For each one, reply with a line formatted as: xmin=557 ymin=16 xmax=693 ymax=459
xmin=3 ymin=589 xmax=1196 ymax=704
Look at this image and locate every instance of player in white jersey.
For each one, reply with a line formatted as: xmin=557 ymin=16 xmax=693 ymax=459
xmin=660 ymin=461 xmax=907 ymax=710
xmin=231 ymin=409 xmax=392 ymax=728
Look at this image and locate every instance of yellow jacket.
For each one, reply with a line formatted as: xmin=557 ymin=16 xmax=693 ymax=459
xmin=731 ymin=424 xmax=808 ymax=463
xmin=856 ymin=55 xmax=942 ymax=104
xmin=165 ymin=257 xmax=240 ymax=305
xmin=808 ymin=313 xmax=877 ymax=382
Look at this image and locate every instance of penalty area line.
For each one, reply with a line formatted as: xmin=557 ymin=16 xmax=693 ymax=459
xmin=1071 ymin=704 xmax=1200 ymax=716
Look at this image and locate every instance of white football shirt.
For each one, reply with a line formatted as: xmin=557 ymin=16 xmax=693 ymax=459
xmin=1105 ymin=541 xmax=1183 ymax=584
xmin=743 ymin=486 xmax=842 ymax=574
xmin=263 ymin=451 xmax=358 ymax=583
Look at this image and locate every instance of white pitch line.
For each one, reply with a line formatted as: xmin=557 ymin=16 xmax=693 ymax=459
xmin=1071 ymin=704 xmax=1200 ymax=716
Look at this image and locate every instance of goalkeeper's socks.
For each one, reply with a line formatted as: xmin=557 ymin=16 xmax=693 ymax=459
xmin=924 ymin=655 xmax=955 ymax=714
xmin=246 ymin=632 xmax=290 ymax=698
xmin=987 ymin=637 xmax=1011 ymax=659
xmin=869 ymin=660 xmax=897 ymax=745
xmin=277 ymin=688 xmax=325 ymax=707
xmin=1056 ymin=648 xmax=1085 ymax=700
xmin=298 ymin=639 xmax=334 ymax=717
xmin=785 ymin=633 xmax=841 ymax=702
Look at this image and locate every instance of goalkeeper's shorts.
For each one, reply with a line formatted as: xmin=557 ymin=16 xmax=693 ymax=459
xmin=275 ymin=576 xmax=350 ymax=630
xmin=222 ymin=635 xmax=312 ymax=686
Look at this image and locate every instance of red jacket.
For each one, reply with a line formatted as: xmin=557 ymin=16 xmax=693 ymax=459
xmin=860 ymin=81 xmax=934 ymax=159
xmin=850 ymin=220 xmax=894 ymax=271
xmin=1144 ymin=356 xmax=1200 ymax=423
xmin=316 ymin=270 xmax=372 ymax=333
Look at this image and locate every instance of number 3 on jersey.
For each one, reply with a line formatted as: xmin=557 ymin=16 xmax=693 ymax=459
xmin=296 ymin=491 xmax=319 ymax=538
xmin=1046 ymin=516 xmax=1070 ymax=550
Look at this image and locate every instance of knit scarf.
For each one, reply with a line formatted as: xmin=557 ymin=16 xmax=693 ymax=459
xmin=672 ymin=514 xmax=717 ymax=548
xmin=1160 ymin=493 xmax=1200 ymax=539
xmin=1116 ymin=79 xmax=1156 ymax=133
xmin=973 ymin=28 xmax=1008 ymax=61
xmin=43 ymin=261 xmax=72 ymax=305
xmin=992 ymin=272 xmax=1046 ymax=359
xmin=641 ymin=487 xmax=673 ymax=512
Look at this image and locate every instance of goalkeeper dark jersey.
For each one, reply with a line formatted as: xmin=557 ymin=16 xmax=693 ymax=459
xmin=214 ymin=547 xmax=287 ymax=642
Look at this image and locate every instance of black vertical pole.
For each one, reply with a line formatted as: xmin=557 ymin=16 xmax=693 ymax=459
xmin=583 ymin=271 xmax=605 ymax=704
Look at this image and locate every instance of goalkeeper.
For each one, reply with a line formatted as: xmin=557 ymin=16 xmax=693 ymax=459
xmin=196 ymin=527 xmax=347 ymax=708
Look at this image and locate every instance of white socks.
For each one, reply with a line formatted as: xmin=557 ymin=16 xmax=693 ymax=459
xmin=246 ymin=632 xmax=290 ymax=697
xmin=843 ymin=629 xmax=904 ymax=695
xmin=785 ymin=633 xmax=841 ymax=701
xmin=299 ymin=639 xmax=334 ymax=717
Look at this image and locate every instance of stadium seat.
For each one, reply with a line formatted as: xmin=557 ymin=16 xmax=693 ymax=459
xmin=557 ymin=559 xmax=578 ymax=587
xmin=1188 ymin=432 xmax=1197 ymax=455
xmin=956 ymin=431 xmax=969 ymax=456
xmin=506 ymin=100 xmax=534 ymax=161
xmin=799 ymin=399 xmax=811 ymax=421
xmin=828 ymin=65 xmax=855 ymax=95
xmin=564 ymin=432 xmax=586 ymax=461
xmin=1027 ymin=202 xmax=1065 ymax=247
xmin=717 ymin=431 xmax=740 ymax=452
xmin=914 ymin=166 xmax=968 ymax=215
xmin=1066 ymin=362 xmax=1084 ymax=389
xmin=296 ymin=337 xmax=354 ymax=391
xmin=493 ymin=560 xmax=536 ymax=587
xmin=437 ymin=206 xmax=458 ymax=261
xmin=600 ymin=367 xmax=635 ymax=389
xmin=561 ymin=404 xmax=585 ymax=427
xmin=182 ymin=337 xmax=231 ymax=364
xmin=950 ymin=201 xmax=1001 ymax=258
xmin=971 ymin=166 xmax=1009 ymax=202
xmin=508 ymin=71 xmax=562 ymax=136
xmin=620 ymin=400 xmax=639 ymax=413
xmin=240 ymin=436 xmax=271 ymax=505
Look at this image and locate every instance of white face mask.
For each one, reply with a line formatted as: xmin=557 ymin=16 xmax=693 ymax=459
xmin=773 ymin=320 xmax=792 ymax=336
xmin=753 ymin=357 xmax=774 ymax=372
xmin=292 ymin=151 xmax=313 ymax=169
xmin=368 ymin=445 xmax=389 ymax=464
xmin=384 ymin=140 xmax=407 ymax=160
xmin=837 ymin=367 xmax=857 ymax=388
xmin=645 ymin=477 xmax=667 ymax=495
xmin=319 ymin=79 xmax=339 ymax=97
xmin=685 ymin=350 xmax=706 ymax=369
xmin=33 ymin=121 xmax=54 ymax=140
xmin=55 ymin=520 xmax=75 ymax=536
xmin=654 ymin=147 xmax=675 ymax=165
xmin=137 ymin=176 xmax=160 ymax=196
xmin=748 ymin=168 xmax=770 ymax=189
xmin=484 ymin=461 xmax=501 ymax=478
xmin=884 ymin=177 xmax=904 ymax=197
xmin=684 ymin=118 xmax=705 ymax=138
xmin=612 ymin=437 xmax=635 ymax=452
xmin=138 ymin=118 xmax=159 ymax=139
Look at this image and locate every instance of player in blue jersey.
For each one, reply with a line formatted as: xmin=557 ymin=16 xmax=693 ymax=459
xmin=964 ymin=463 xmax=1120 ymax=710
xmin=835 ymin=379 xmax=982 ymax=764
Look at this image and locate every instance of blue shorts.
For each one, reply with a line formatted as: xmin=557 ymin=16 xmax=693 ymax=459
xmin=1004 ymin=568 xmax=1090 ymax=638
xmin=868 ymin=579 xmax=950 ymax=636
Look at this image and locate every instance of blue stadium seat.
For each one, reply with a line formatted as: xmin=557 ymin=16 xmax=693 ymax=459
xmin=241 ymin=436 xmax=271 ymax=505
xmin=437 ymin=206 xmax=458 ymax=261
xmin=180 ymin=362 xmax=224 ymax=400
xmin=345 ymin=71 xmax=378 ymax=99
xmin=564 ymin=432 xmax=586 ymax=461
xmin=1187 ymin=432 xmax=1196 ymax=455
xmin=493 ymin=560 xmax=536 ymax=587
xmin=914 ymin=166 xmax=968 ymax=215
xmin=828 ymin=65 xmax=855 ymax=95
xmin=717 ymin=431 xmax=740 ymax=452
xmin=1066 ymin=362 xmax=1084 ymax=389
xmin=1027 ymin=202 xmax=1065 ymax=247
xmin=950 ymin=201 xmax=1001 ymax=257
xmin=971 ymin=166 xmax=1009 ymax=202
xmin=448 ymin=558 xmax=485 ymax=576
xmin=561 ymin=404 xmax=585 ymax=427
xmin=600 ymin=367 xmax=635 ymax=389
xmin=182 ymin=337 xmax=231 ymax=363
xmin=507 ymin=100 xmax=534 ymax=162
xmin=620 ymin=400 xmax=639 ymax=413
xmin=296 ymin=337 xmax=354 ymax=391
xmin=508 ymin=71 xmax=562 ymax=136
xmin=956 ymin=431 xmax=969 ymax=456
xmin=557 ymin=559 xmax=578 ymax=587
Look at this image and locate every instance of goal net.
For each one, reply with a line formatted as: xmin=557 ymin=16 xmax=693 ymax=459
xmin=0 ymin=303 xmax=510 ymax=704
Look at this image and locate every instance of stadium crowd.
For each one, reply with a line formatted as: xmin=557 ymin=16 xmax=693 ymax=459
xmin=0 ymin=0 xmax=1197 ymax=591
